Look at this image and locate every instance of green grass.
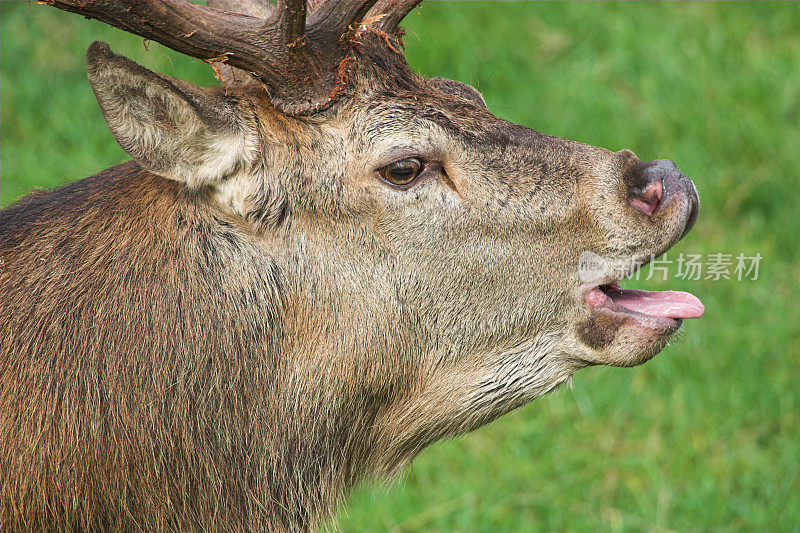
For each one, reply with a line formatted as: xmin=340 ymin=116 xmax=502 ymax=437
xmin=2 ymin=2 xmax=798 ymax=531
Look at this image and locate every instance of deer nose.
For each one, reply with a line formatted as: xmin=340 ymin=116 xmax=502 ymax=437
xmin=628 ymin=159 xmax=698 ymax=233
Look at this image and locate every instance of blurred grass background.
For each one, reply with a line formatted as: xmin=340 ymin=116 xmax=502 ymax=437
xmin=2 ymin=1 xmax=798 ymax=531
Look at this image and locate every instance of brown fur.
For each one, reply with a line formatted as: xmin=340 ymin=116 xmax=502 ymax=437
xmin=1 ymin=29 xmax=698 ymax=531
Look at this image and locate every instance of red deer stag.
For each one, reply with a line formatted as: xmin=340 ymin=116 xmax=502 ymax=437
xmin=0 ymin=1 xmax=704 ymax=530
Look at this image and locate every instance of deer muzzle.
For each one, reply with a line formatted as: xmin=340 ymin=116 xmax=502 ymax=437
xmin=628 ymin=158 xmax=700 ymax=239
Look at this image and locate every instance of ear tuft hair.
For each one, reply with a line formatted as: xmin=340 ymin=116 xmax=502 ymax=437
xmin=86 ymin=40 xmax=114 ymax=64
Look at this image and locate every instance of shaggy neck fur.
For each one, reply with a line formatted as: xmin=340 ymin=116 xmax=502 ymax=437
xmin=0 ymin=163 xmax=386 ymax=531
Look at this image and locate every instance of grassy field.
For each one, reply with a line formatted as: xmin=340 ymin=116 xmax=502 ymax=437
xmin=2 ymin=1 xmax=798 ymax=531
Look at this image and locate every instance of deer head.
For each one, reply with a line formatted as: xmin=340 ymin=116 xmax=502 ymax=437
xmin=13 ymin=0 xmax=703 ymax=528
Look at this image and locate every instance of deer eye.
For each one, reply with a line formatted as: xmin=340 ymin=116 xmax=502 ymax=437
xmin=378 ymin=158 xmax=423 ymax=188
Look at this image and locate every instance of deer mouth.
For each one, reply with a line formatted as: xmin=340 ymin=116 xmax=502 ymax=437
xmin=587 ymin=280 xmax=704 ymax=331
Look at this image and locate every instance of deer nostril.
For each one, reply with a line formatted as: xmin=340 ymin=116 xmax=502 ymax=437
xmin=629 ymin=177 xmax=663 ymax=216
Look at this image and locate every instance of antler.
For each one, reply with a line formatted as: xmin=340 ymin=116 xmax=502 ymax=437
xmin=367 ymin=0 xmax=421 ymax=32
xmin=205 ymin=0 xmax=273 ymax=86
xmin=45 ymin=0 xmax=422 ymax=116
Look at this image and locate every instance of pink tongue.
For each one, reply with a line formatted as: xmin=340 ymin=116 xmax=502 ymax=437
xmin=606 ymin=289 xmax=704 ymax=319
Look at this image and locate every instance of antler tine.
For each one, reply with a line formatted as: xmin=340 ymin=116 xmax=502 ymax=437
xmin=206 ymin=0 xmax=274 ymax=86
xmin=307 ymin=0 xmax=324 ymax=14
xmin=367 ymin=0 xmax=422 ymax=33
xmin=45 ymin=1 xmax=281 ymax=77
xmin=309 ymin=0 xmax=379 ymax=43
xmin=278 ymin=0 xmax=307 ymax=46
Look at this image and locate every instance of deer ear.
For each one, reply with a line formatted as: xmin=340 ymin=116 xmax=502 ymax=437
xmin=86 ymin=41 xmax=254 ymax=187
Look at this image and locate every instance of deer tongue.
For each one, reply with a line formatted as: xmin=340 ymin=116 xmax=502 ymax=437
xmin=605 ymin=288 xmax=704 ymax=319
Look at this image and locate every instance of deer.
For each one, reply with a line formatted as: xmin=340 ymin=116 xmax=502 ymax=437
xmin=0 ymin=1 xmax=705 ymax=530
